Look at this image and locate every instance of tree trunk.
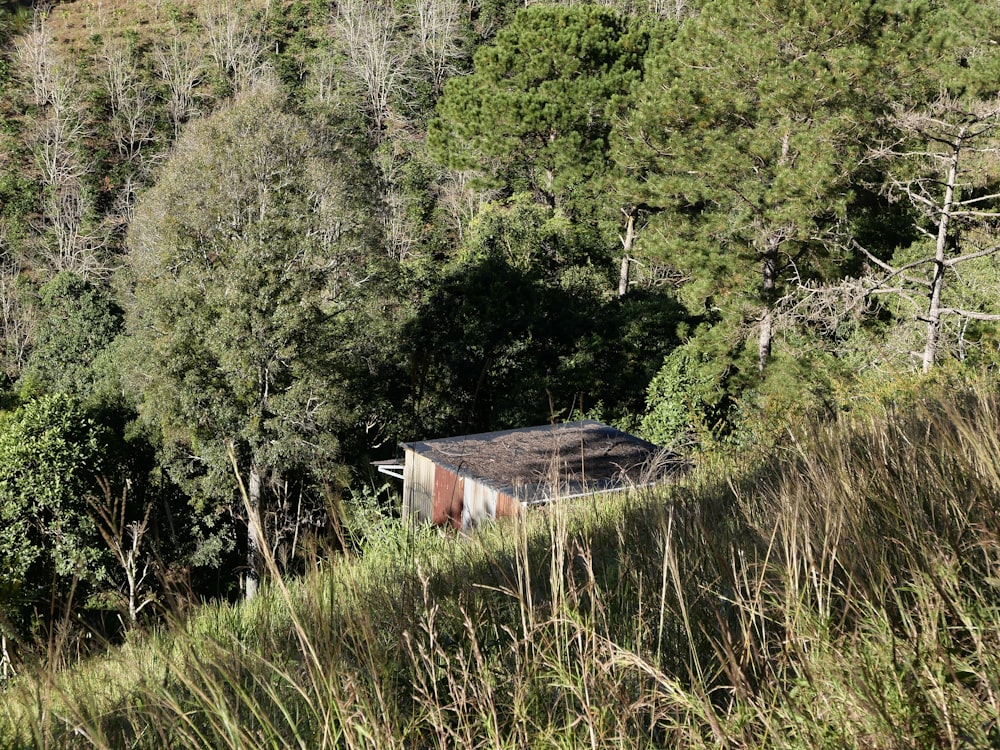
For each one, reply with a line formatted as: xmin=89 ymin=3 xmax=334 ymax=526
xmin=245 ymin=464 xmax=262 ymax=600
xmin=922 ymin=129 xmax=963 ymax=374
xmin=618 ymin=209 xmax=635 ymax=297
xmin=757 ymin=137 xmax=792 ymax=372
xmin=1 ymin=633 xmax=12 ymax=681
xmin=758 ymin=251 xmax=777 ymax=372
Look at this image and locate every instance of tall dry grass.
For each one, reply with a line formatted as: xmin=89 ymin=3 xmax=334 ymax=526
xmin=3 ymin=376 xmax=1000 ymax=748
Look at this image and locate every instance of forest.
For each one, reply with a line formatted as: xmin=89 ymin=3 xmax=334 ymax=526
xmin=1 ymin=0 xmax=999 ymax=677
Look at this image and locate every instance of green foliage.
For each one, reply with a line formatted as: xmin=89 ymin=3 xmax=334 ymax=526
xmin=404 ymin=195 xmax=684 ymax=436
xmin=265 ymin=0 xmax=322 ymax=89
xmin=16 ymin=272 xmax=123 ymax=401
xmin=339 ymin=481 xmax=406 ymax=554
xmin=430 ymin=5 xmax=646 ymax=218
xmin=461 ymin=192 xmax=608 ymax=272
xmin=0 ymin=394 xmax=112 ymax=626
xmin=0 ymin=170 xmax=36 ymax=242
xmin=123 ymin=76 xmax=376 ymax=578
xmin=641 ymin=336 xmax=734 ymax=448
xmin=619 ymin=0 xmax=916 ymax=370
xmin=916 ymin=0 xmax=1000 ymax=100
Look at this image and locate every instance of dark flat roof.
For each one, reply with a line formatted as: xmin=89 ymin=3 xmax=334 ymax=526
xmin=403 ymin=420 xmax=676 ymax=502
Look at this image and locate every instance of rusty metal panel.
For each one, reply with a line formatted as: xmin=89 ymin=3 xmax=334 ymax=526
xmin=404 ymin=450 xmax=436 ymax=523
xmin=433 ymin=466 xmax=464 ymax=529
xmin=462 ymin=481 xmax=498 ymax=529
xmin=496 ymin=491 xmax=521 ymax=520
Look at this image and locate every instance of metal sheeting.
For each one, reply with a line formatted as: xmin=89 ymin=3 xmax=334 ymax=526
xmin=462 ymin=482 xmax=523 ymax=529
xmin=462 ymin=481 xmax=496 ymax=528
xmin=433 ymin=466 xmax=464 ymax=529
xmin=496 ymin=491 xmax=520 ymax=520
xmin=406 ymin=448 xmax=520 ymax=530
xmin=403 ymin=450 xmax=435 ymax=522
xmin=402 ymin=420 xmax=669 ymax=503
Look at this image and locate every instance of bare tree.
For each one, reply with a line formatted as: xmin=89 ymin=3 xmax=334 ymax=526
xmin=96 ymin=36 xmax=158 ymax=161
xmin=0 ymin=249 xmax=35 ymax=381
xmin=198 ymin=0 xmax=266 ymax=93
xmin=91 ymin=478 xmax=157 ymax=628
xmin=574 ymin=0 xmax=688 ymax=19
xmin=332 ymin=0 xmax=411 ymax=137
xmin=154 ymin=35 xmax=205 ymax=138
xmin=0 ymin=633 xmax=13 ymax=682
xmin=437 ymin=169 xmax=491 ymax=244
xmin=410 ymin=0 xmax=465 ymax=96
xmin=373 ymin=148 xmax=419 ymax=262
xmin=15 ymin=13 xmax=107 ymax=277
xmin=862 ymin=95 xmax=1000 ymax=372
xmin=33 ymin=75 xmax=86 ymax=189
xmin=14 ymin=12 xmax=85 ymax=187
xmin=13 ymin=9 xmax=56 ymax=108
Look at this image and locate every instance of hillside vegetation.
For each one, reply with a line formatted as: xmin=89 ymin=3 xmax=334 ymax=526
xmin=1 ymin=0 xmax=1000 ymax=739
xmin=3 ymin=372 xmax=1000 ymax=748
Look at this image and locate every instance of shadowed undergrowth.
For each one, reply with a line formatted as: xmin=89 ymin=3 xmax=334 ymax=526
xmin=3 ymin=377 xmax=1000 ymax=748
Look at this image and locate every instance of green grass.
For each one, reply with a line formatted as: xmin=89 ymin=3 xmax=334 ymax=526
xmin=4 ymin=375 xmax=1000 ymax=748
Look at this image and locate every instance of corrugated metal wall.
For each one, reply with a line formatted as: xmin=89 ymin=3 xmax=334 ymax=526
xmin=433 ymin=466 xmax=464 ymax=529
xmin=405 ymin=449 xmax=525 ymax=529
xmin=403 ymin=450 xmax=435 ymax=522
xmin=463 ymin=482 xmax=522 ymax=528
xmin=462 ymin=481 xmax=496 ymax=528
xmin=496 ymin=491 xmax=519 ymax=520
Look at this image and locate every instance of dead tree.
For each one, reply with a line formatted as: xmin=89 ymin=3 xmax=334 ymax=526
xmin=410 ymin=0 xmax=465 ymax=96
xmin=14 ymin=11 xmax=107 ymax=277
xmin=862 ymin=95 xmax=1000 ymax=372
xmin=96 ymin=36 xmax=158 ymax=161
xmin=154 ymin=35 xmax=205 ymax=138
xmin=90 ymin=478 xmax=157 ymax=628
xmin=198 ymin=0 xmax=265 ymax=93
xmin=332 ymin=0 xmax=411 ymax=138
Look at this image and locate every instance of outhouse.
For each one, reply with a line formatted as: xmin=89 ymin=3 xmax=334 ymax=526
xmin=378 ymin=420 xmax=672 ymax=530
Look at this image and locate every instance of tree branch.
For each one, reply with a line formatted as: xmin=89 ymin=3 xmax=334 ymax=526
xmin=943 ymin=245 xmax=1000 ymax=266
xmin=939 ymin=307 xmax=1000 ymax=321
xmin=852 ymin=240 xmax=932 ymax=288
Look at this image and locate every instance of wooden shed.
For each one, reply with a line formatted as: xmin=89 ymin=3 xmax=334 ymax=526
xmin=379 ymin=420 xmax=673 ymax=530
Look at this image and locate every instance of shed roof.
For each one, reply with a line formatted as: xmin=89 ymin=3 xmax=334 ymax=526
xmin=403 ymin=420 xmax=675 ymax=503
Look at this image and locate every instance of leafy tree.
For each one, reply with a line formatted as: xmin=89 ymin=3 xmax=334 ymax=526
xmin=0 ymin=394 xmax=113 ymax=628
xmin=16 ymin=271 xmax=123 ymax=400
xmin=430 ymin=5 xmax=646 ymax=220
xmin=123 ymin=76 xmax=371 ymax=597
xmin=619 ymin=0 xmax=912 ymax=373
xmin=641 ymin=325 xmax=734 ymax=448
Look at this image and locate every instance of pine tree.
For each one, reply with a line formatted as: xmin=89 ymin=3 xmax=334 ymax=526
xmin=430 ymin=5 xmax=646 ymax=221
xmin=620 ymin=0 xmax=910 ymax=372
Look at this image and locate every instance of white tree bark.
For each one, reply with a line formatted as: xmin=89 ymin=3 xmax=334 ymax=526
xmin=155 ymin=36 xmax=205 ymax=138
xmin=15 ymin=12 xmax=107 ymax=277
xmin=618 ymin=208 xmax=635 ymax=297
xmin=245 ymin=465 xmax=263 ymax=600
xmin=411 ymin=0 xmax=465 ymax=95
xmin=199 ymin=0 xmax=265 ymax=92
xmin=921 ymin=127 xmax=962 ymax=373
